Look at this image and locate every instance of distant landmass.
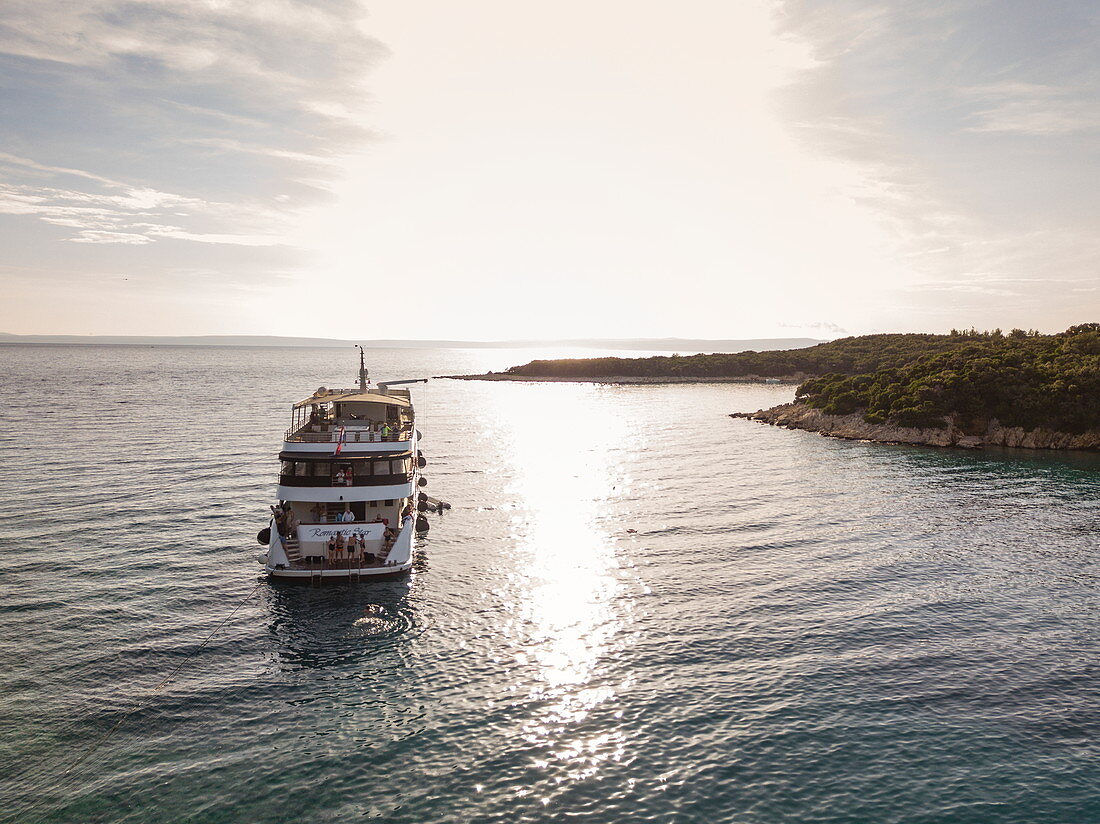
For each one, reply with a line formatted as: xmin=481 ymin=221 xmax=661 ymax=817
xmin=0 ymin=333 xmax=824 ymax=351
xmin=454 ymin=326 xmax=1100 ymax=450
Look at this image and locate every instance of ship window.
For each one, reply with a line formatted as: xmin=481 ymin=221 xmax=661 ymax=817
xmin=294 ymin=462 xmax=309 ymax=476
xmin=281 ymin=460 xmax=293 ymax=475
xmin=384 ymin=499 xmax=394 ymax=506
xmin=313 ymin=462 xmax=329 ymax=477
xmin=373 ymin=460 xmax=389 ymax=475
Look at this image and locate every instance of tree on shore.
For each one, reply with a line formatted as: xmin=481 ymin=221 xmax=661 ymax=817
xmin=504 ymin=326 xmax=1100 ymax=433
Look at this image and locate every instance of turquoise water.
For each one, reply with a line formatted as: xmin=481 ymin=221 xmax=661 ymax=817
xmin=0 ymin=344 xmax=1098 ymax=823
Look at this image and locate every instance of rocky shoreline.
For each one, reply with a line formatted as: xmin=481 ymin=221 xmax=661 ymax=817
xmin=734 ymin=402 xmax=1100 ymax=451
xmin=440 ymin=373 xmax=802 ymax=384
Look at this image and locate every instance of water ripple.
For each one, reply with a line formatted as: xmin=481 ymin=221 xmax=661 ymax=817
xmin=0 ymin=345 xmax=1098 ymax=823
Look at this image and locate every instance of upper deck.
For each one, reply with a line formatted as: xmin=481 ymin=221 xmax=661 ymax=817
xmin=282 ymin=385 xmax=416 ymax=452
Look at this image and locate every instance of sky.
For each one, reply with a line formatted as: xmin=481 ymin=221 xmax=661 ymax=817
xmin=1 ymin=0 xmax=1097 ymax=339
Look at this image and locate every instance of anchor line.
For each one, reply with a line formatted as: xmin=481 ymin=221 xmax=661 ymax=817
xmin=7 ymin=581 xmax=264 ymax=824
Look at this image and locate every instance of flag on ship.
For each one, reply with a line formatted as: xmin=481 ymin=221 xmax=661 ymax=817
xmin=334 ymin=425 xmax=346 ymax=455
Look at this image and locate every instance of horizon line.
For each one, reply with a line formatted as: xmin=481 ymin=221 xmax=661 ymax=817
xmin=0 ymin=333 xmax=832 ymax=349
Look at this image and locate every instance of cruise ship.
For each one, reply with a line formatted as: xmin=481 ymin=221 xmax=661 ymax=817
xmin=257 ymin=351 xmax=430 ymax=581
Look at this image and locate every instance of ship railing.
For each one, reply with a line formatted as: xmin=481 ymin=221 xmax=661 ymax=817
xmin=284 ymin=426 xmax=412 ymax=443
xmin=278 ymin=473 xmax=413 ymax=487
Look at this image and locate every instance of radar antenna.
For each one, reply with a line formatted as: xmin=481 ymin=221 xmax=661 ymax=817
xmin=355 ymin=345 xmax=369 ymax=390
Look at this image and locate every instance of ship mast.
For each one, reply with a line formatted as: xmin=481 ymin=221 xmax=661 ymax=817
xmin=356 ymin=345 xmax=369 ymax=390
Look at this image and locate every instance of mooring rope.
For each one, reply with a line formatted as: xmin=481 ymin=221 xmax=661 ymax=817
xmin=7 ymin=581 xmax=264 ymax=824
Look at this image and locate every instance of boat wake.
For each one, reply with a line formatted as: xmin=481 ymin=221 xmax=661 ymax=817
xmin=350 ymin=603 xmax=411 ymax=637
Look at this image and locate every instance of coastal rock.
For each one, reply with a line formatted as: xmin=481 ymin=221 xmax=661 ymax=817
xmin=735 ymin=402 xmax=1100 ymax=451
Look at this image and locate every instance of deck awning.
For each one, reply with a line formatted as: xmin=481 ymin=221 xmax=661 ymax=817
xmin=294 ymin=390 xmax=412 ymax=409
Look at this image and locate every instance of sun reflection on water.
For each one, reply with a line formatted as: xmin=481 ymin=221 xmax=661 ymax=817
xmin=488 ymin=382 xmax=641 ymax=781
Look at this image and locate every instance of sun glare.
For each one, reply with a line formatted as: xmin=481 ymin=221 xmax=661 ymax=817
xmin=490 ymin=382 xmax=637 ymax=746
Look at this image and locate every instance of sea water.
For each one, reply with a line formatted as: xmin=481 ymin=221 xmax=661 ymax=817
xmin=0 ymin=344 xmax=1097 ymax=823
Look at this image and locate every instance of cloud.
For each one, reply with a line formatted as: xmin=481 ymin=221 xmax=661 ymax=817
xmin=178 ymin=137 xmax=343 ymax=167
xmin=0 ymin=1 xmax=384 ymax=253
xmin=0 ymin=1 xmax=384 ymax=95
xmin=778 ymin=320 xmax=849 ymax=335
xmin=960 ymin=82 xmax=1100 ymax=134
xmin=774 ymin=0 xmax=1100 ymax=328
xmin=0 ymin=153 xmax=286 ymax=246
xmin=70 ymin=230 xmax=155 ymax=245
xmin=138 ymin=224 xmax=283 ymax=246
xmin=0 ymin=151 xmax=123 ymax=187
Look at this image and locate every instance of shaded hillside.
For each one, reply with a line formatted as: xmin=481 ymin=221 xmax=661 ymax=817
xmin=796 ymin=325 xmax=1100 ymax=433
xmin=506 ymin=331 xmax=988 ymax=379
xmin=506 ymin=325 xmax=1100 ymax=435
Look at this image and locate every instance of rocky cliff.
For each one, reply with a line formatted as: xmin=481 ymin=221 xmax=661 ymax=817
xmin=733 ymin=402 xmax=1100 ymax=451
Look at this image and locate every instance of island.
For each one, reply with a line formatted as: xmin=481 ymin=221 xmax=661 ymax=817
xmin=451 ymin=325 xmax=1100 ymax=450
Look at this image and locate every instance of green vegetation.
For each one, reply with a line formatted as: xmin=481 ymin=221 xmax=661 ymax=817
xmin=796 ymin=325 xmax=1100 ymax=433
xmin=507 ymin=333 xmax=969 ymax=379
xmin=506 ymin=325 xmax=1100 ymax=433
